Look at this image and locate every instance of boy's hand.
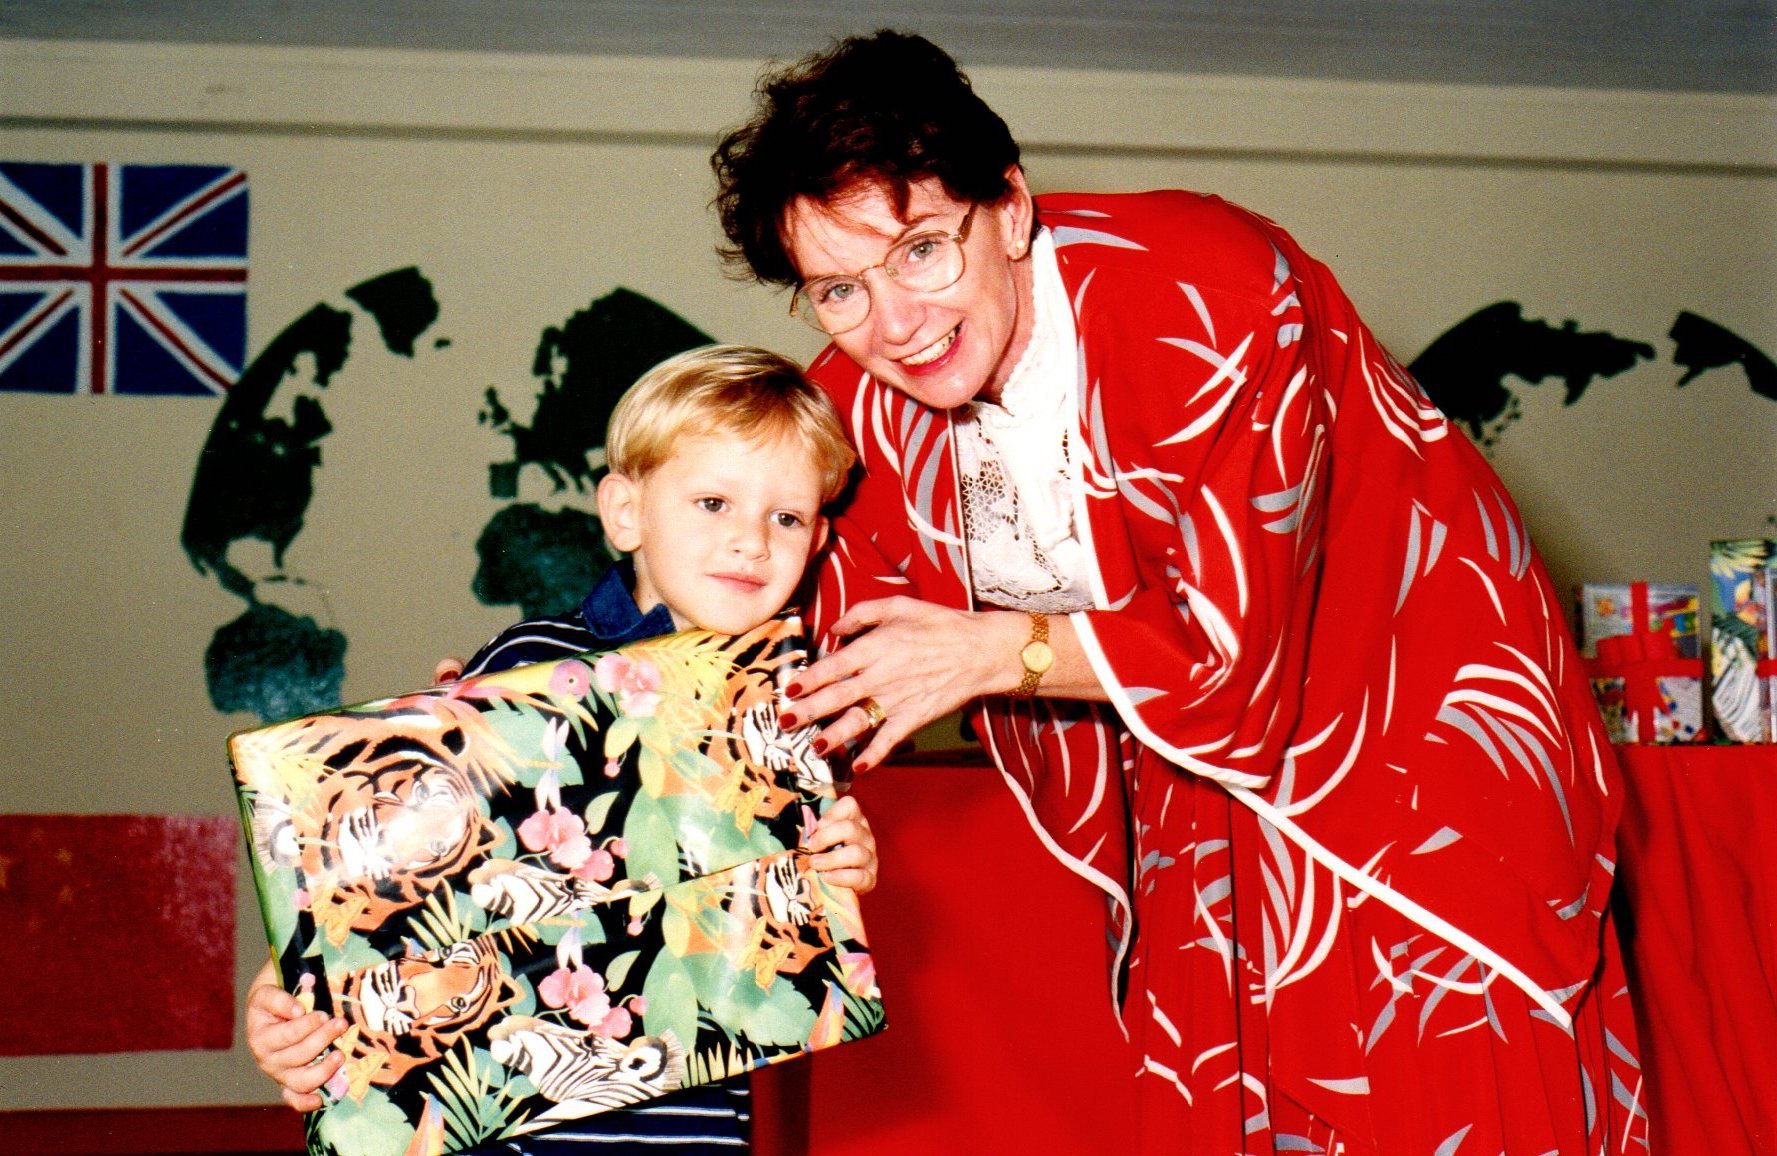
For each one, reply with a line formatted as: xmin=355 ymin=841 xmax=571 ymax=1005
xmin=805 ymin=795 xmax=878 ymax=893
xmin=245 ymin=960 xmax=347 ymax=1112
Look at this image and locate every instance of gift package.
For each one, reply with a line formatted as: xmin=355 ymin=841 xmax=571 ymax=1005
xmin=1707 ymin=538 xmax=1776 ymax=743
xmin=1575 ymin=582 xmax=1705 ymax=744
xmin=229 ymin=615 xmax=885 ymax=1156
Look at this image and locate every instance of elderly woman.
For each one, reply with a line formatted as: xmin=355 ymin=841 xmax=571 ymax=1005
xmin=717 ymin=31 xmax=1646 ymax=1154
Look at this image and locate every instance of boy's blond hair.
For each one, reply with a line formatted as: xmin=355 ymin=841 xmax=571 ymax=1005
xmin=605 ymin=344 xmax=855 ymax=503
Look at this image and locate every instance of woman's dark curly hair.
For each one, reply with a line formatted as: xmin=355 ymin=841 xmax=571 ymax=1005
xmin=712 ymin=30 xmax=1023 ymax=287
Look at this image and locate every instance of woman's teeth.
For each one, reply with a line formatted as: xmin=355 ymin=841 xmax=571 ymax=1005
xmin=903 ymin=327 xmax=958 ymax=366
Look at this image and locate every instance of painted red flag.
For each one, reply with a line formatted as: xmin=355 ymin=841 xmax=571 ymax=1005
xmin=0 ymin=814 xmax=236 ymax=1055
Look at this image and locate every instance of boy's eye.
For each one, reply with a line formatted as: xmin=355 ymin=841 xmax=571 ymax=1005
xmin=696 ymin=497 xmax=727 ymax=513
xmin=772 ymin=511 xmax=807 ymax=529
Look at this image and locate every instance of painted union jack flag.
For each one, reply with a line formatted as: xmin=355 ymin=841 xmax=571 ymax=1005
xmin=0 ymin=162 xmax=248 ymax=395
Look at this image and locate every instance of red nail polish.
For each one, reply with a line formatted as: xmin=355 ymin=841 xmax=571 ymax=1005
xmin=811 ymin=738 xmax=828 ymax=755
xmin=784 ymin=682 xmax=803 ymax=698
xmin=853 ymin=759 xmax=871 ymax=775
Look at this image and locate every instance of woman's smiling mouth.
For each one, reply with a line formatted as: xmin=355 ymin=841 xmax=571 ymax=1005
xmin=901 ymin=325 xmax=959 ymax=368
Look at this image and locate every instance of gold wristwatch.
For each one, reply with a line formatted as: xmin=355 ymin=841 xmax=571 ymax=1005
xmin=1009 ymin=611 xmax=1053 ymax=698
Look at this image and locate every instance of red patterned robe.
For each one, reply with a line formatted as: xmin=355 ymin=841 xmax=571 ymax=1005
xmin=806 ymin=191 xmax=1648 ymax=1153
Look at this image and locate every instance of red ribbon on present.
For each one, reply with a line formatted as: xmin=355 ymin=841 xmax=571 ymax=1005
xmin=1584 ymin=581 xmax=1706 ymax=742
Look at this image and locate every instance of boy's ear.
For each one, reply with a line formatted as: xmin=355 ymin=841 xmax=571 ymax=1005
xmin=811 ymin=515 xmax=830 ymax=556
xmin=596 ymin=472 xmax=644 ymax=554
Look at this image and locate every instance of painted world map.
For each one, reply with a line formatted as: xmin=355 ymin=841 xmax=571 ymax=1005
xmin=182 ymin=269 xmax=710 ymax=721
xmin=183 ymin=273 xmax=1774 ymax=722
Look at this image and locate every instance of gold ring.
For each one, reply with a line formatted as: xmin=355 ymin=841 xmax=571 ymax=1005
xmin=859 ymin=697 xmax=887 ymax=729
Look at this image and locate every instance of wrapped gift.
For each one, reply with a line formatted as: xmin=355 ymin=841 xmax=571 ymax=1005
xmin=1588 ymin=630 xmax=1705 ymax=744
xmin=1574 ymin=582 xmax=1700 ymax=658
xmin=229 ymin=614 xmax=884 ymax=1156
xmin=1707 ymin=539 xmax=1775 ymax=743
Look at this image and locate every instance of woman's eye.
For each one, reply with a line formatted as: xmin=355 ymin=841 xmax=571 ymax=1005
xmin=696 ymin=497 xmax=726 ymax=513
xmin=902 ymin=238 xmax=939 ymax=265
xmin=819 ymin=280 xmax=858 ymax=305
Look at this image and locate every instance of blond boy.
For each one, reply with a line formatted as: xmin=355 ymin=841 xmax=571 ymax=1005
xmin=247 ymin=345 xmax=875 ymax=1152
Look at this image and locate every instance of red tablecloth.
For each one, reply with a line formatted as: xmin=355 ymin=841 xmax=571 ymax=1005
xmin=1614 ymin=745 xmax=1777 ymax=1153
xmin=757 ymin=747 xmax=1777 ymax=1154
xmin=754 ymin=756 xmax=1137 ymax=1155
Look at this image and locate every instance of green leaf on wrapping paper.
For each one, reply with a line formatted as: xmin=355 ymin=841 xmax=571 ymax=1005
xmin=484 ymin=703 xmax=556 ymax=787
xmin=323 ymin=931 xmax=393 ymax=977
xmin=584 ymin=790 xmax=621 ymax=835
xmin=670 ymin=745 xmax=724 ymax=784
xmin=606 ymin=949 xmax=642 ymax=991
xmin=662 ymin=903 xmax=691 ymax=958
xmin=664 ymin=793 xmax=790 ymax=865
xmin=489 ymin=817 xmax=519 ymax=860
xmin=262 ymin=869 xmax=301 ymax=957
xmin=623 ymin=785 xmax=681 ymax=887
xmin=683 ymin=949 xmax=818 ymax=1047
xmin=605 ymin=715 xmax=641 ymax=759
xmin=316 ymin=1085 xmax=414 ymax=1156
xmin=641 ymin=948 xmax=700 ymax=1060
xmin=637 ymin=745 xmax=668 ymax=796
xmin=1714 ymin=610 xmax=1762 ymax=653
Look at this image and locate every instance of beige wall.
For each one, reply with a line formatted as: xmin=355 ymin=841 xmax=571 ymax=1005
xmin=1 ymin=37 xmax=1772 ymax=1107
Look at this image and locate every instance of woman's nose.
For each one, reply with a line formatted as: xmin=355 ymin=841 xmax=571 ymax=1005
xmin=869 ymin=275 xmax=924 ymax=345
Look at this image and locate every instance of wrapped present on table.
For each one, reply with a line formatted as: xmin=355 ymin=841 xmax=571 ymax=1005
xmin=1707 ymin=538 xmax=1775 ymax=743
xmin=1578 ymin=580 xmax=1706 ymax=743
xmin=1574 ymin=581 xmax=1700 ymax=658
xmin=229 ymin=614 xmax=885 ymax=1156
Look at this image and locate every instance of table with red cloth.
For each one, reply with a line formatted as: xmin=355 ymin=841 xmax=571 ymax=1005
xmin=1613 ymin=744 xmax=1777 ymax=1153
xmin=754 ymin=747 xmax=1777 ymax=1155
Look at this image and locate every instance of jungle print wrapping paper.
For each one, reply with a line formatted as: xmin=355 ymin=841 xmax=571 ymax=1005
xmin=229 ymin=614 xmax=884 ymax=1156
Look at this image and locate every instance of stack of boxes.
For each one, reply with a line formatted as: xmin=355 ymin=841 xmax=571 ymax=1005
xmin=1577 ymin=537 xmax=1777 ymax=745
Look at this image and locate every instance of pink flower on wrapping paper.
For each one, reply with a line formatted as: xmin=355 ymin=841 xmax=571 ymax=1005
xmin=596 ymin=1005 xmax=633 ymax=1039
xmin=572 ymin=847 xmax=615 ymax=883
xmin=323 ymin=1066 xmax=351 ymax=1101
xmin=549 ymin=660 xmax=594 ymax=699
xmin=518 ymin=807 xmax=592 ymax=870
xmin=604 ymin=757 xmax=622 ymax=778
xmin=838 ymin=951 xmax=877 ymax=997
xmin=594 ymin=653 xmax=662 ymax=717
xmin=539 ymin=965 xmax=612 ymax=1027
xmin=293 ymin=888 xmax=312 ymax=910
xmin=627 ymin=917 xmax=645 ymax=936
xmin=608 ymin=838 xmax=628 ymax=859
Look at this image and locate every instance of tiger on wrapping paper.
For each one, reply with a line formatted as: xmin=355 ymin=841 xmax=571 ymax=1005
xmin=727 ymin=850 xmax=835 ymax=985
xmin=335 ymin=937 xmax=524 ymax=1087
xmin=644 ymin=617 xmax=840 ymax=826
xmin=238 ymin=696 xmax=519 ymax=939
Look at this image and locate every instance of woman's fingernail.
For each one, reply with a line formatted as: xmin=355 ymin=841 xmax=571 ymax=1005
xmin=854 ymin=759 xmax=871 ymax=775
xmin=784 ymin=682 xmax=803 ymax=698
xmin=811 ymin=737 xmax=828 ymax=755
xmin=780 ymin=713 xmax=800 ymax=729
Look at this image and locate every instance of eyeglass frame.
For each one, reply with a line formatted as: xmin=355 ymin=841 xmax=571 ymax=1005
xmin=788 ymin=203 xmax=979 ymax=335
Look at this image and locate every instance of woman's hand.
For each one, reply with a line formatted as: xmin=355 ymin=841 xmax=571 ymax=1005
xmin=805 ymin=794 xmax=878 ymax=893
xmin=245 ymin=960 xmax=346 ymax=1112
xmin=780 ymin=596 xmax=1031 ymax=771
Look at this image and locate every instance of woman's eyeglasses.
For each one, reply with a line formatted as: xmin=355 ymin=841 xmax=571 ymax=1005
xmin=790 ymin=204 xmax=977 ymax=335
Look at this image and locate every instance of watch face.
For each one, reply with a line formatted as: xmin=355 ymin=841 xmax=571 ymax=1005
xmin=1021 ymin=640 xmax=1055 ymax=675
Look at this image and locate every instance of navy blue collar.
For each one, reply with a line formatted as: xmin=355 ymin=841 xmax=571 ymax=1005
xmin=580 ymin=561 xmax=678 ymax=646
